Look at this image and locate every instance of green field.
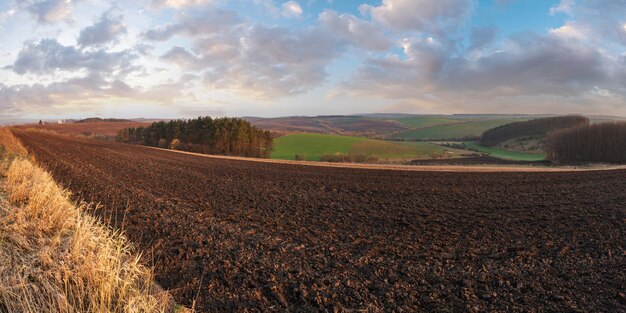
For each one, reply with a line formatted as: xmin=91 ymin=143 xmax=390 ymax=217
xmin=392 ymin=119 xmax=528 ymax=140
xmin=393 ymin=116 xmax=458 ymax=129
xmin=464 ymin=142 xmax=545 ymax=161
xmin=271 ymin=133 xmax=459 ymax=161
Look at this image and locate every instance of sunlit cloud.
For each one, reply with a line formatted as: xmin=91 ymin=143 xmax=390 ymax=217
xmin=0 ymin=0 xmax=624 ymax=118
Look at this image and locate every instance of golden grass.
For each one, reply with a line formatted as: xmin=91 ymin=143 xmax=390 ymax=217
xmin=0 ymin=140 xmax=183 ymax=312
xmin=0 ymin=128 xmax=27 ymax=156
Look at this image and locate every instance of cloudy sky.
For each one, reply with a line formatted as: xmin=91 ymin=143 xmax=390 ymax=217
xmin=0 ymin=0 xmax=625 ymax=119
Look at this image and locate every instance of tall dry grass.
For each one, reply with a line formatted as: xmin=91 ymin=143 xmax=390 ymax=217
xmin=0 ymin=129 xmax=183 ymax=312
xmin=0 ymin=128 xmax=27 ymax=156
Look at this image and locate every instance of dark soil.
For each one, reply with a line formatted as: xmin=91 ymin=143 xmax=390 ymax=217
xmin=14 ymin=130 xmax=626 ymax=312
xmin=412 ymin=156 xmax=553 ymax=166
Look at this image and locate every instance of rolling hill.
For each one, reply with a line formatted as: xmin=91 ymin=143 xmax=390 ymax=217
xmin=480 ymin=116 xmax=589 ymax=146
xmin=391 ymin=118 xmax=528 ymax=140
xmin=270 ymin=133 xmax=462 ymax=161
xmin=244 ymin=116 xmax=408 ymax=137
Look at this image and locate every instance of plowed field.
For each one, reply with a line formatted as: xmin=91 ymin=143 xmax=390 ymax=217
xmin=13 ymin=129 xmax=626 ymax=312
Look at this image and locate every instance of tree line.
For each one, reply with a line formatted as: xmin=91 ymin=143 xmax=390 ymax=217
xmin=116 ymin=117 xmax=273 ymax=158
xmin=480 ymin=116 xmax=590 ymax=146
xmin=546 ymin=122 xmax=626 ymax=164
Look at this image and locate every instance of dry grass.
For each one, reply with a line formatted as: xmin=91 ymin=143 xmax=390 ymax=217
xmin=0 ymin=128 xmax=27 ymax=156
xmin=0 ymin=129 xmax=183 ymax=312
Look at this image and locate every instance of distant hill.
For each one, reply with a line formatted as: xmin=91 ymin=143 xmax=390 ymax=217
xmin=270 ymin=133 xmax=466 ymax=161
xmin=75 ymin=118 xmax=133 ymax=123
xmin=480 ymin=116 xmax=590 ymax=147
xmin=390 ymin=118 xmax=529 ymax=141
xmin=243 ymin=116 xmax=409 ymax=137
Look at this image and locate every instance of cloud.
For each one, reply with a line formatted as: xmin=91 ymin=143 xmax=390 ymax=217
xmin=3 ymin=0 xmax=625 ymax=117
xmin=0 ymin=73 xmax=139 ymax=113
xmin=178 ymin=106 xmax=226 ymax=118
xmin=468 ymin=26 xmax=498 ymax=51
xmin=149 ymin=9 xmax=344 ymax=98
xmin=199 ymin=25 xmax=343 ymax=98
xmin=160 ymin=46 xmax=201 ymax=69
xmin=342 ymin=32 xmax=624 ymax=111
xmin=10 ymin=39 xmax=138 ymax=75
xmin=319 ymin=10 xmax=391 ymax=51
xmin=550 ymin=23 xmax=585 ymax=40
xmin=553 ymin=0 xmax=626 ymax=46
xmin=22 ymin=0 xmax=80 ymax=23
xmin=550 ymin=0 xmax=574 ymax=15
xmin=252 ymin=0 xmax=303 ymax=18
xmin=444 ymin=35 xmax=611 ymax=95
xmin=142 ymin=9 xmax=242 ymax=41
xmin=281 ymin=1 xmax=303 ymax=18
xmin=337 ymin=0 xmax=626 ymax=114
xmin=151 ymin=0 xmax=214 ymax=9
xmin=77 ymin=10 xmax=127 ymax=47
xmin=361 ymin=0 xmax=473 ymax=33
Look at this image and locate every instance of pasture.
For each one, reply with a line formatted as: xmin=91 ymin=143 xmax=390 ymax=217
xmin=392 ymin=116 xmax=458 ymax=129
xmin=392 ymin=118 xmax=528 ymax=140
xmin=464 ymin=141 xmax=545 ymax=161
xmin=270 ymin=133 xmax=457 ymax=161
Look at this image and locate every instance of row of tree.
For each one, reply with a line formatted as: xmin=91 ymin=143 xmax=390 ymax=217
xmin=480 ymin=116 xmax=590 ymax=146
xmin=116 ymin=117 xmax=273 ymax=158
xmin=546 ymin=122 xmax=626 ymax=164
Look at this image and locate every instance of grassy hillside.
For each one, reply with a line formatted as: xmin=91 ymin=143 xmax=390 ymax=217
xmin=392 ymin=116 xmax=458 ymax=129
xmin=393 ymin=119 xmax=527 ymax=140
xmin=480 ymin=116 xmax=589 ymax=146
xmin=271 ymin=133 xmax=456 ymax=161
xmin=464 ymin=142 xmax=545 ymax=161
xmin=246 ymin=116 xmax=407 ymax=136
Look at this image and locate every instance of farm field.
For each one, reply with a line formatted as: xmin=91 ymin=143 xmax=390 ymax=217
xmin=245 ymin=116 xmax=408 ymax=137
xmin=392 ymin=118 xmax=528 ymax=140
xmin=270 ymin=133 xmax=461 ymax=161
xmin=15 ymin=121 xmax=150 ymax=138
xmin=464 ymin=142 xmax=546 ymax=161
xmin=392 ymin=116 xmax=459 ymax=128
xmin=13 ymin=129 xmax=626 ymax=312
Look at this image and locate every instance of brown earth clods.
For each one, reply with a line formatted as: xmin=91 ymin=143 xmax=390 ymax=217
xmin=411 ymin=156 xmax=553 ymax=166
xmin=13 ymin=129 xmax=626 ymax=312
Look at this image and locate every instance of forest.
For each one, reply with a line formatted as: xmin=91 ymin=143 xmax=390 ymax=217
xmin=116 ymin=117 xmax=273 ymax=158
xmin=546 ymin=122 xmax=626 ymax=164
xmin=480 ymin=116 xmax=590 ymax=146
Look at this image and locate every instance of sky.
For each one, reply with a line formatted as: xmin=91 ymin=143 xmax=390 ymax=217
xmin=0 ymin=0 xmax=625 ymax=119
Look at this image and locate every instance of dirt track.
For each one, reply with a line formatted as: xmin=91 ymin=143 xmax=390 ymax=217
xmin=13 ymin=130 xmax=626 ymax=312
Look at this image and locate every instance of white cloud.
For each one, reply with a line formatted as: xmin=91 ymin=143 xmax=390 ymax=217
xmin=10 ymin=39 xmax=138 ymax=76
xmin=142 ymin=9 xmax=242 ymax=41
xmin=151 ymin=0 xmax=213 ymax=9
xmin=160 ymin=46 xmax=200 ymax=69
xmin=0 ymin=73 xmax=139 ymax=114
xmin=198 ymin=25 xmax=342 ymax=98
xmin=341 ymin=33 xmax=624 ymax=112
xmin=562 ymin=0 xmax=626 ymax=46
xmin=281 ymin=1 xmax=303 ymax=18
xmin=362 ymin=0 xmax=473 ymax=33
xmin=550 ymin=23 xmax=585 ymax=40
xmin=2 ymin=0 xmax=626 ymax=117
xmin=550 ymin=0 xmax=574 ymax=15
xmin=146 ymin=8 xmax=345 ymax=99
xmin=22 ymin=0 xmax=81 ymax=24
xmin=319 ymin=10 xmax=391 ymax=51
xmin=77 ymin=10 xmax=127 ymax=47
